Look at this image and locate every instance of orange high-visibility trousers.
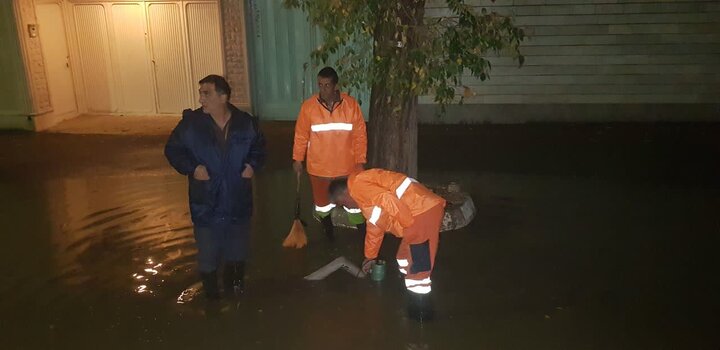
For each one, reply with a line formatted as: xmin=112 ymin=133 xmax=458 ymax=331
xmin=309 ymin=175 xmax=335 ymax=216
xmin=309 ymin=175 xmax=364 ymax=224
xmin=395 ymin=203 xmax=444 ymax=294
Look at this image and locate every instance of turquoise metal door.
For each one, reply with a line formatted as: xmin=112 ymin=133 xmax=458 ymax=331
xmin=246 ymin=0 xmax=317 ymax=120
xmin=246 ymin=0 xmax=369 ymax=120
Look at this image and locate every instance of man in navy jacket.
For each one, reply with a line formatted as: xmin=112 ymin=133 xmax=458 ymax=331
xmin=165 ymin=75 xmax=266 ymax=299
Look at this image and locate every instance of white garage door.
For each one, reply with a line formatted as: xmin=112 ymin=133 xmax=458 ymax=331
xmin=69 ymin=1 xmax=224 ymax=115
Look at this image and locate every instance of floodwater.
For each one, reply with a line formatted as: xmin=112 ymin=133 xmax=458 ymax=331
xmin=0 ymin=122 xmax=719 ymax=349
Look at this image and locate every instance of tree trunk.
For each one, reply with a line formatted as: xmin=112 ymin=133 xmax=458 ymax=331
xmin=366 ymin=0 xmax=424 ymax=177
xmin=368 ymin=89 xmax=418 ymax=177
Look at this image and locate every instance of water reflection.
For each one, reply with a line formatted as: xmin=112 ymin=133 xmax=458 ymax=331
xmin=42 ymin=174 xmax=196 ymax=296
xmin=131 ymin=259 xmax=164 ymax=295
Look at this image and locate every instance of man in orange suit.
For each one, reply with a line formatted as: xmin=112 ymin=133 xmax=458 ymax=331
xmin=292 ymin=67 xmax=367 ymax=241
xmin=328 ymin=169 xmax=446 ymax=322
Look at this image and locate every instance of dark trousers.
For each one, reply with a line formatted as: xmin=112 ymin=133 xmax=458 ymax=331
xmin=193 ymin=218 xmax=251 ymax=273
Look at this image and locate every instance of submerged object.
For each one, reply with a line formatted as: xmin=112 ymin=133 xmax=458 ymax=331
xmin=304 ymin=256 xmax=366 ymax=280
xmin=371 ymin=259 xmax=386 ymax=282
xmin=177 ymin=281 xmax=203 ymax=304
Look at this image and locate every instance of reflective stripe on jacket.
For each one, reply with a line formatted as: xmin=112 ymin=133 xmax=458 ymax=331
xmin=292 ymin=93 xmax=367 ymax=178
xmin=347 ymin=169 xmax=445 ymax=259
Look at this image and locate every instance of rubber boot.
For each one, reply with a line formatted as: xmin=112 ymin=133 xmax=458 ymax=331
xmin=407 ymin=291 xmax=434 ymax=322
xmin=223 ymin=261 xmax=245 ymax=297
xmin=200 ymin=271 xmax=220 ymax=300
xmin=356 ymin=222 xmax=367 ymax=237
xmin=320 ymin=215 xmax=335 ymax=242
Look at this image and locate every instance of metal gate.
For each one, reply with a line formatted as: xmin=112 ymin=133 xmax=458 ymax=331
xmin=246 ymin=0 xmax=368 ymax=120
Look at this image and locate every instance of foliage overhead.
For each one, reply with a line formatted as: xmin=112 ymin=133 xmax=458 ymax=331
xmin=284 ymin=0 xmax=525 ymax=109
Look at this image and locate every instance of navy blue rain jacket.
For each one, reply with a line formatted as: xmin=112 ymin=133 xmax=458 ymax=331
xmin=164 ymin=104 xmax=266 ymax=226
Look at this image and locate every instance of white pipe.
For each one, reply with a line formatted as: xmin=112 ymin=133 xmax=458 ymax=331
xmin=304 ymin=256 xmax=366 ymax=280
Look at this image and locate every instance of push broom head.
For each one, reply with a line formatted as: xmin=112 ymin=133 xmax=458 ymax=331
xmin=282 ymin=218 xmax=307 ymax=248
xmin=283 ymin=172 xmax=307 ymax=248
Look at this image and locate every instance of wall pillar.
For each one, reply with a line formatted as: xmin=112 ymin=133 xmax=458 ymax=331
xmin=220 ymin=0 xmax=252 ymax=111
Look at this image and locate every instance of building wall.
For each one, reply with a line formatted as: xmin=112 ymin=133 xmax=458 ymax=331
xmin=1 ymin=0 xmax=252 ymax=130
xmin=4 ymin=0 xmax=718 ymax=128
xmin=14 ymin=0 xmax=52 ymax=115
xmin=422 ymin=0 xmax=720 ymax=123
xmin=0 ymin=1 xmax=33 ymax=130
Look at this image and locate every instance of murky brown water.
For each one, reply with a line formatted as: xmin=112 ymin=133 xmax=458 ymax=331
xmin=1 ymin=123 xmax=719 ymax=349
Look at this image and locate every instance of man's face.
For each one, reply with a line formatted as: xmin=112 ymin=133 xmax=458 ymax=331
xmin=318 ymin=76 xmax=337 ymax=101
xmin=199 ymin=83 xmax=227 ymax=113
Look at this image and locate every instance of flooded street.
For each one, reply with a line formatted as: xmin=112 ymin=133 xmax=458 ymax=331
xmin=1 ymin=122 xmax=719 ymax=349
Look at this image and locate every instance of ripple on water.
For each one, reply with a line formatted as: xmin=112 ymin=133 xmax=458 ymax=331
xmin=42 ymin=175 xmax=197 ymax=298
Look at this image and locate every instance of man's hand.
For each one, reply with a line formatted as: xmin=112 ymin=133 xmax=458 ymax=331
xmin=361 ymin=258 xmax=376 ymax=274
xmin=193 ymin=165 xmax=210 ymax=180
xmin=292 ymin=160 xmax=303 ymax=175
xmin=241 ymin=164 xmax=254 ymax=178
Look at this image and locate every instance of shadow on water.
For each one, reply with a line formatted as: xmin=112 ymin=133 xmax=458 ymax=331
xmin=0 ymin=123 xmax=719 ymax=349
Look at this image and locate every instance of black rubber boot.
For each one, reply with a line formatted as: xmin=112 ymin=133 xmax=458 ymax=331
xmin=356 ymin=222 xmax=367 ymax=237
xmin=407 ymin=291 xmax=434 ymax=322
xmin=223 ymin=261 xmax=245 ymax=297
xmin=200 ymin=271 xmax=220 ymax=300
xmin=320 ymin=215 xmax=335 ymax=242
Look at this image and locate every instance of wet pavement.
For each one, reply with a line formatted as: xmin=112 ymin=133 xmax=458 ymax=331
xmin=1 ymin=121 xmax=719 ymax=349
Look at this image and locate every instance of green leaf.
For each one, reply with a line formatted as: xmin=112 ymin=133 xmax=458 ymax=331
xmin=285 ymin=0 xmax=524 ymax=117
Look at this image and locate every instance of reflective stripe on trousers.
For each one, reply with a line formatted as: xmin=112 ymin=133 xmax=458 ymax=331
xmin=405 ymin=277 xmax=432 ymax=294
xmin=315 ymin=203 xmax=336 ymax=213
xmin=397 ymin=259 xmax=409 ymax=274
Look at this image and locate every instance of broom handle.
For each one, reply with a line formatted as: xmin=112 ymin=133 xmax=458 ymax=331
xmin=295 ymin=172 xmax=301 ymax=218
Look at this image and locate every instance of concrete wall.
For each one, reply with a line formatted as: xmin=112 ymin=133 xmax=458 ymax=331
xmin=0 ymin=1 xmax=33 ymax=130
xmin=422 ymin=0 xmax=720 ymax=123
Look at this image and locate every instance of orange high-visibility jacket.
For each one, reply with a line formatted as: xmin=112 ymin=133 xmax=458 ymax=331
xmin=348 ymin=169 xmax=446 ymax=259
xmin=292 ymin=93 xmax=367 ymax=178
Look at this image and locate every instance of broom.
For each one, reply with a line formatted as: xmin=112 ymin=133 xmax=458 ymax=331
xmin=282 ymin=172 xmax=307 ymax=248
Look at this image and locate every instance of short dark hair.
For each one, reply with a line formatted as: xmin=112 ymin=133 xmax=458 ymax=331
xmin=199 ymin=74 xmax=231 ymax=99
xmin=328 ymin=178 xmax=348 ymax=202
xmin=318 ymin=67 xmax=339 ymax=85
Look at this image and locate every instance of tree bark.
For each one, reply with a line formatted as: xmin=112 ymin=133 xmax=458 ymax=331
xmin=368 ymin=89 xmax=418 ymax=177
xmin=366 ymin=0 xmax=424 ymax=177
